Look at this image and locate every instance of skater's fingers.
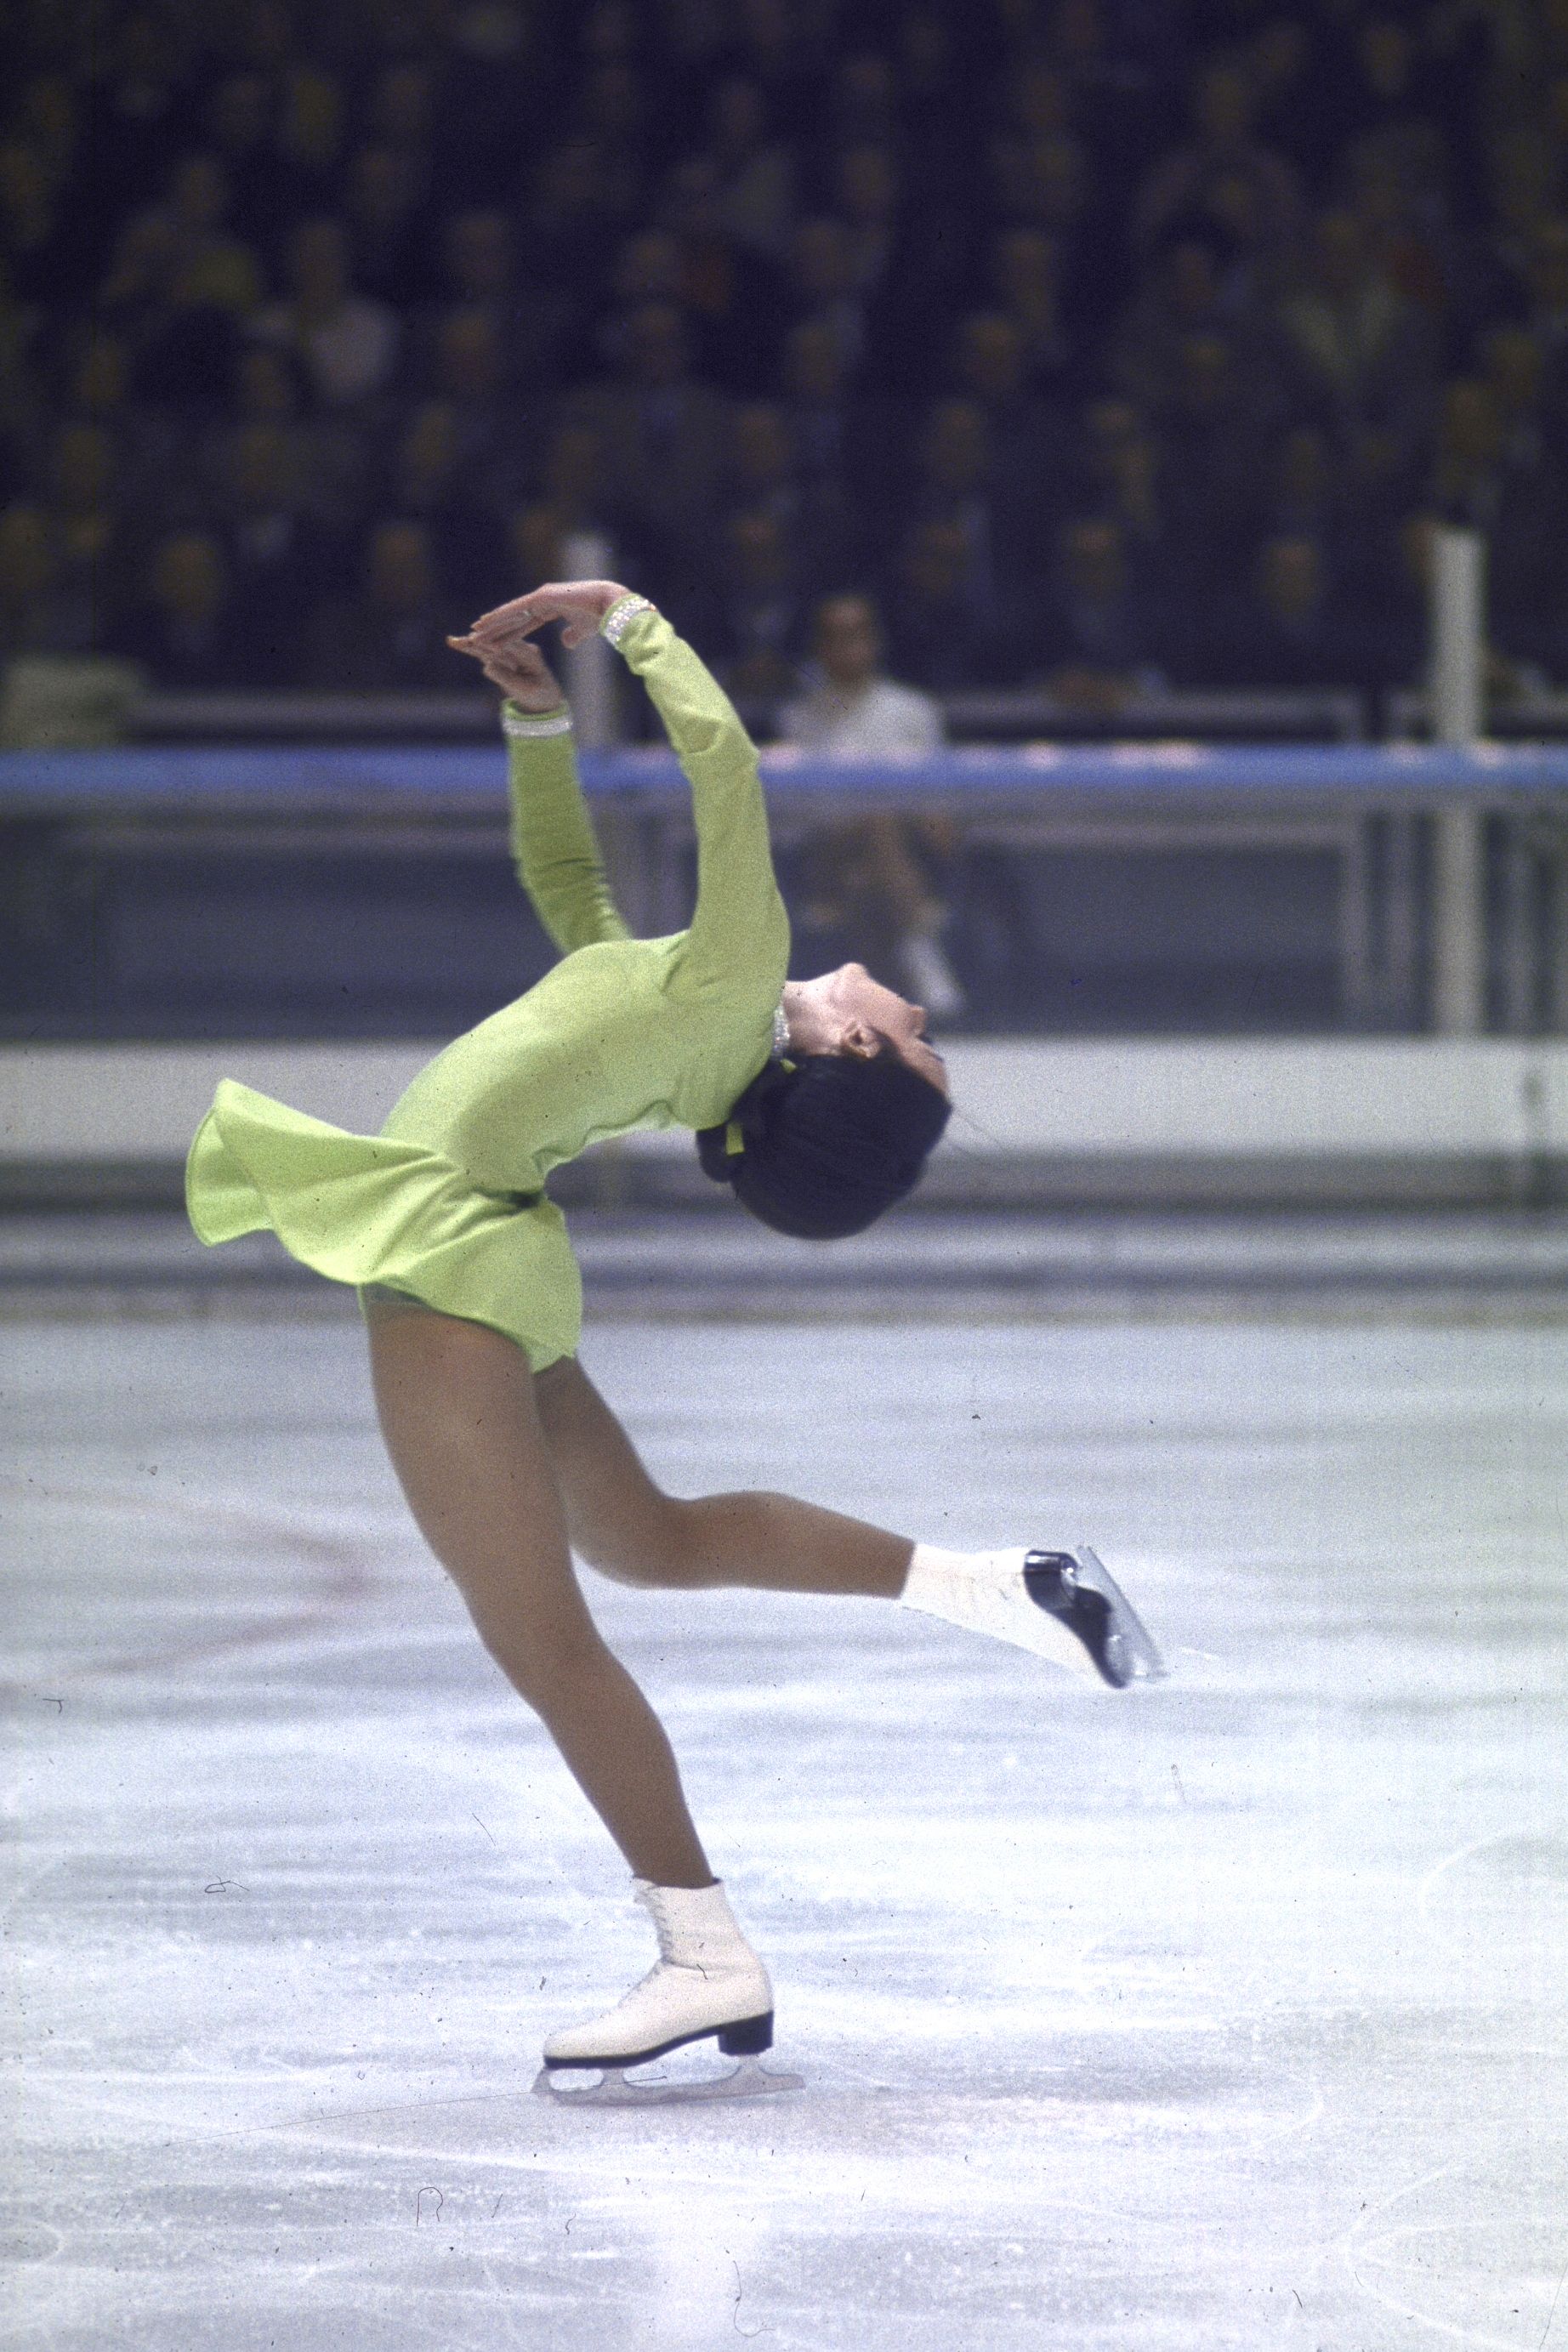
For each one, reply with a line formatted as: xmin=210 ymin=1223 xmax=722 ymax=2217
xmin=469 ymin=582 xmax=628 ymax=648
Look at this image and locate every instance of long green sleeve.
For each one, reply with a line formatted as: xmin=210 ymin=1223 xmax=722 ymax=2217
xmin=503 ymin=704 xmax=630 ymax=954
xmin=608 ymin=604 xmax=790 ymax=995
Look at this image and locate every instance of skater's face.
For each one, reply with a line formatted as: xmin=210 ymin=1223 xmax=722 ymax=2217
xmin=786 ymin=964 xmax=949 ymax=1095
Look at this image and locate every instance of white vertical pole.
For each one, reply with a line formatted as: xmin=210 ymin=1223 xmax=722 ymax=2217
xmin=1429 ymin=525 xmax=1487 ymax=1035
xmin=560 ymin=529 xmax=618 ymax=748
xmin=1430 ymin=526 xmax=1484 ymax=746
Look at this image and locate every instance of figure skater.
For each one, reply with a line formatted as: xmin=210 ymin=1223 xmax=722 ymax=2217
xmin=186 ymin=579 xmax=1162 ymax=2106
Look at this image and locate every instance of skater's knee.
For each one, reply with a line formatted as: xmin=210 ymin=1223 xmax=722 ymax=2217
xmin=483 ymin=1616 xmax=613 ymax=1711
xmin=577 ymin=1492 xmax=706 ymax=1589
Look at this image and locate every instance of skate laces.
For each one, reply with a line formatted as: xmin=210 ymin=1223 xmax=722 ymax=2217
xmin=633 ymin=1885 xmax=709 ymax=1974
xmin=634 ymin=1882 xmax=680 ymax=1958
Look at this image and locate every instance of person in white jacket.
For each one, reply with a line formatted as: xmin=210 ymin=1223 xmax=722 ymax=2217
xmin=779 ymin=593 xmax=965 ymax=1019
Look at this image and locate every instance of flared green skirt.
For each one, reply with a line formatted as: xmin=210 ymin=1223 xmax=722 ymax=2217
xmin=186 ymin=1079 xmax=582 ymax=1371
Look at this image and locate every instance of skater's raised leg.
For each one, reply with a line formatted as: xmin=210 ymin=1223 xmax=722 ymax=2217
xmin=535 ymin=1358 xmax=1164 ymax=1685
xmin=535 ymin=1355 xmax=915 ymax=1597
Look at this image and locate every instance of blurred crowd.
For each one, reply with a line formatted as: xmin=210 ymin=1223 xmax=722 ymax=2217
xmin=3 ymin=0 xmax=1568 ymax=708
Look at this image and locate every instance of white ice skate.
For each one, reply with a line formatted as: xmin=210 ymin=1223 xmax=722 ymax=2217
xmin=533 ymin=1878 xmax=804 ymax=2108
xmin=902 ymin=1542 xmax=1166 ymax=1687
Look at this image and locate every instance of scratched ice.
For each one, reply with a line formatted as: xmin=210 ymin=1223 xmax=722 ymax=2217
xmin=4 ymin=1300 xmax=1566 ymax=2351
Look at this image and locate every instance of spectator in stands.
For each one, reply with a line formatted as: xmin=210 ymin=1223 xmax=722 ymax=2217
xmin=1429 ymin=370 xmax=1566 ymax=670
xmin=1273 ymin=209 xmax=1434 ymax=455
xmin=707 ymin=508 xmax=804 ymax=701
xmin=123 ymin=152 xmax=264 ymax=319
xmin=308 ymin=519 xmax=457 ymax=690
xmin=435 ymin=208 xmax=566 ymax=395
xmin=212 ymin=418 xmax=345 ymax=672
xmin=1332 ymin=15 xmax=1449 ymax=209
xmin=366 ymin=62 xmax=434 ymax=169
xmin=1071 ymin=396 xmax=1165 ymax=566
xmin=0 ymin=503 xmax=94 ymax=657
xmin=1110 ymin=236 xmax=1259 ymax=412
xmin=904 ymin=398 xmax=1024 ymax=638
xmin=1429 ymin=377 xmax=1509 ymax=529
xmin=781 ymin=318 xmax=856 ymax=499
xmin=43 ymin=420 xmax=128 ymax=645
xmin=202 ymin=73 xmax=298 ymax=267
xmin=1343 ymin=144 xmax=1454 ymax=335
xmin=1031 ymin=515 xmax=1167 ymax=710
xmin=526 ymin=134 xmax=639 ymax=298
xmin=565 ymin=300 xmax=729 ymax=587
xmin=647 ymin=152 xmax=784 ymax=394
xmin=881 ymin=517 xmax=999 ymax=692
xmin=835 ymin=142 xmax=902 ymax=303
xmin=1518 ymin=218 xmax=1568 ymax=388
xmin=505 ymin=418 xmax=633 ymax=592
xmin=784 ymin=216 xmax=868 ymax=378
xmin=1260 ymin=423 xmax=1354 ymax=574
xmin=778 ymin=590 xmax=963 ymax=1018
xmin=57 ymin=327 xmax=176 ymax=528
xmin=77 ymin=12 xmax=188 ymax=230
xmin=696 ymin=77 xmax=797 ymax=263
xmin=1133 ymin=57 xmax=1304 ymax=264
xmin=424 ymin=307 xmax=519 ymax=497
xmin=0 ymin=129 xmax=74 ymax=306
xmin=986 ymin=224 xmax=1083 ymax=406
xmin=991 ymin=129 xmax=1090 ymax=260
xmin=343 ymin=143 xmax=428 ymax=308
xmin=1150 ymin=332 xmax=1275 ymax=596
xmin=572 ymin=63 xmax=650 ymax=208
xmin=60 ymin=330 xmax=130 ymax=435
xmin=594 ymin=229 xmax=689 ymax=373
xmin=252 ymin=217 xmax=399 ymax=412
xmin=1480 ymin=327 xmax=1550 ymax=469
xmin=220 ymin=341 xmax=366 ymax=533
xmin=823 ymin=49 xmax=900 ymax=157
xmin=949 ymin=312 xmax=1060 ymax=521
xmin=1207 ymin=536 xmax=1358 ymax=691
xmin=117 ymin=530 xmax=252 ymax=687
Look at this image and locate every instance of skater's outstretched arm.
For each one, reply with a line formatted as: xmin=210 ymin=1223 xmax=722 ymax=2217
xmin=447 ymin=626 xmax=631 ymax=954
xmin=460 ymin=581 xmax=789 ymax=1001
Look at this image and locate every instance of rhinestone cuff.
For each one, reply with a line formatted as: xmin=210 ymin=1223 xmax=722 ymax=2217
xmin=601 ymin=594 xmax=655 ymax=648
xmin=502 ymin=703 xmax=573 ymax=739
xmin=771 ymin=1001 xmax=790 ymax=1057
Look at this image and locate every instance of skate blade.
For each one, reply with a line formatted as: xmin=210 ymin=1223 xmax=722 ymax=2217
xmin=532 ymin=2056 xmax=804 ymax=2108
xmin=1073 ymin=1545 xmax=1167 ymax=1682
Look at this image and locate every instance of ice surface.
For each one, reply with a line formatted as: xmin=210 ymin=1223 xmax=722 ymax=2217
xmin=3 ymin=1306 xmax=1566 ymax=2350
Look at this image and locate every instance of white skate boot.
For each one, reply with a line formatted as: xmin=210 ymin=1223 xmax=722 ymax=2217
xmin=533 ymin=1878 xmax=804 ymax=2108
xmin=901 ymin=1542 xmax=1166 ymax=1688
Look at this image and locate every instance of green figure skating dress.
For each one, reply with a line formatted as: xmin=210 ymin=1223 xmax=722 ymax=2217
xmin=185 ymin=599 xmax=791 ymax=1371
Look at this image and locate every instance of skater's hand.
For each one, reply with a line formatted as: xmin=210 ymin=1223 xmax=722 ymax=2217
xmin=461 ymin=580 xmax=631 ymax=654
xmin=446 ymin=629 xmax=564 ymax=711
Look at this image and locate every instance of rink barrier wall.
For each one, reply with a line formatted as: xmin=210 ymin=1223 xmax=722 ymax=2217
xmin=5 ymin=740 xmax=1568 ymax=1045
xmin=6 ymin=739 xmax=1568 ymax=802
xmin=5 ymin=1038 xmax=1568 ymax=1208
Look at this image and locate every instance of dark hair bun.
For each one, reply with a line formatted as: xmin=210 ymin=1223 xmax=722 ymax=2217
xmin=696 ymin=1053 xmax=951 ymax=1239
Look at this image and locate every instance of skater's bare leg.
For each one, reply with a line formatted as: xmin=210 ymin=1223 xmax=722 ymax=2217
xmin=366 ymin=1304 xmax=713 ymax=1888
xmin=535 ymin=1358 xmax=914 ymax=1598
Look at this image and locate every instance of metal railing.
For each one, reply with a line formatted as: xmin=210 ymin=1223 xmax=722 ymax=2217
xmin=127 ymin=683 xmax=1371 ymax=747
